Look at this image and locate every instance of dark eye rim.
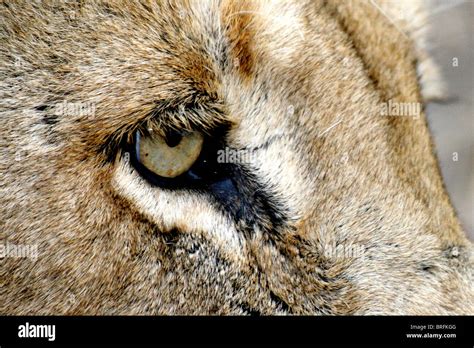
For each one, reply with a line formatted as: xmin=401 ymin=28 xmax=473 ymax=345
xmin=121 ymin=124 xmax=290 ymax=236
xmin=126 ymin=126 xmax=232 ymax=190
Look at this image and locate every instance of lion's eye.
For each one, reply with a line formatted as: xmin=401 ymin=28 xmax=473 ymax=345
xmin=135 ymin=130 xmax=204 ymax=178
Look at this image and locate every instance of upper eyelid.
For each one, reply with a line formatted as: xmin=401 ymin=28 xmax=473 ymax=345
xmin=149 ymin=100 xmax=231 ymax=130
xmin=102 ymin=100 xmax=230 ymax=162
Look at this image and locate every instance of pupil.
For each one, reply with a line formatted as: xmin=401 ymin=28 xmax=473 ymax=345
xmin=164 ymin=131 xmax=182 ymax=147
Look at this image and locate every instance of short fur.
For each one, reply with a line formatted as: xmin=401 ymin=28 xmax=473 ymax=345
xmin=1 ymin=0 xmax=472 ymax=314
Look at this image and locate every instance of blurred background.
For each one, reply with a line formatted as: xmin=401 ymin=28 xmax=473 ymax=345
xmin=425 ymin=0 xmax=473 ymax=239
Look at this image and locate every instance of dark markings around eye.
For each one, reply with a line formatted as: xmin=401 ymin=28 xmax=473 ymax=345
xmin=126 ymin=125 xmax=290 ymax=237
xmin=207 ymin=169 xmax=288 ymax=237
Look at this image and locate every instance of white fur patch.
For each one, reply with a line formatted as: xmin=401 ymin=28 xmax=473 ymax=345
xmin=112 ymin=156 xmax=247 ymax=266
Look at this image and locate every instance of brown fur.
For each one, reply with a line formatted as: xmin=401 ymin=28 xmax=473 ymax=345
xmin=0 ymin=0 xmax=472 ymax=315
xmin=221 ymin=0 xmax=257 ymax=80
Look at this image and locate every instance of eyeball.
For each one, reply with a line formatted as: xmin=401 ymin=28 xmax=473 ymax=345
xmin=136 ymin=130 xmax=204 ymax=178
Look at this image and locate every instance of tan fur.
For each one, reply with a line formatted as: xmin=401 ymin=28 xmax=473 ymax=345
xmin=0 ymin=0 xmax=472 ymax=315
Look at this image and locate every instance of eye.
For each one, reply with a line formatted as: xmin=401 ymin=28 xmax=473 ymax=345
xmin=135 ymin=130 xmax=204 ymax=178
xmin=128 ymin=124 xmax=232 ymax=188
